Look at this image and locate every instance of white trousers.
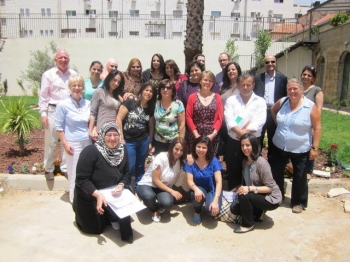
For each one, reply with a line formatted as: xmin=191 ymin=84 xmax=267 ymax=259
xmin=65 ymin=139 xmax=92 ymax=203
xmin=44 ymin=105 xmax=67 ymax=172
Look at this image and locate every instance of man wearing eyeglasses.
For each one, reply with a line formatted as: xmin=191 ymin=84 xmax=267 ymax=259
xmin=38 ymin=49 xmax=77 ymax=180
xmin=215 ymin=52 xmax=231 ymax=86
xmin=253 ymin=55 xmax=287 ymax=159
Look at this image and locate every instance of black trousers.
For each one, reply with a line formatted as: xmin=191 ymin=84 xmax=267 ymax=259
xmin=231 ymin=193 xmax=279 ymax=227
xmin=260 ymin=109 xmax=278 ymax=160
xmin=225 ymin=137 xmax=243 ymax=190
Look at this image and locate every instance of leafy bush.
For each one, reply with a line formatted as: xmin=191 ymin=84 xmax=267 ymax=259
xmin=331 ymin=13 xmax=349 ymax=26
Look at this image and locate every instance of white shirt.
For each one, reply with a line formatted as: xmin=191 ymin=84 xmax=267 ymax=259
xmin=138 ymin=152 xmax=181 ymax=187
xmin=224 ymin=92 xmax=267 ymax=140
xmin=38 ymin=67 xmax=77 ymax=117
xmin=264 ymin=72 xmax=276 ymax=106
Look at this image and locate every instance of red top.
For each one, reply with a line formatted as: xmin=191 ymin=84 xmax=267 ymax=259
xmin=185 ymin=93 xmax=223 ymax=132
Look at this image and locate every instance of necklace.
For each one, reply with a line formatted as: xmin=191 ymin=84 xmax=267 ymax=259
xmin=199 ymin=93 xmax=211 ymax=101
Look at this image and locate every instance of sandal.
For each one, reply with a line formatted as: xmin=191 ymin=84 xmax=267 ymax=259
xmin=192 ymin=213 xmax=202 ymax=224
xmin=292 ymin=205 xmax=303 ymax=214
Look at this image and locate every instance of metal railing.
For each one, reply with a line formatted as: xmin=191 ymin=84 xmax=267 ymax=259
xmin=0 ymin=13 xmax=314 ymax=43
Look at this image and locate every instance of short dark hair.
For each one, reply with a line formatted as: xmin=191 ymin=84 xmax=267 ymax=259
xmin=185 ymin=60 xmax=205 ymax=76
xmin=168 ymin=137 xmax=187 ymax=168
xmin=301 ymin=65 xmax=317 ymax=78
xmin=103 ymin=70 xmax=124 ymax=100
xmin=158 ymin=79 xmax=176 ymax=100
xmin=89 ymin=61 xmax=103 ymax=71
xmin=164 ymin=59 xmax=181 ymax=80
xmin=150 ymin=54 xmax=165 ymax=74
xmin=221 ymin=61 xmax=242 ymax=92
xmin=191 ymin=136 xmax=214 ymax=162
xmin=237 ymin=73 xmax=254 ymax=84
xmin=138 ymin=82 xmax=157 ymax=111
xmin=240 ymin=133 xmax=260 ymax=161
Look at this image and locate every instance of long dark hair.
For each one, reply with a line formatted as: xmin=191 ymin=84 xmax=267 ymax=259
xmin=240 ymin=133 xmax=260 ymax=161
xmin=164 ymin=59 xmax=181 ymax=80
xmin=168 ymin=137 xmax=187 ymax=168
xmin=150 ymin=53 xmax=165 ymax=74
xmin=191 ymin=136 xmax=214 ymax=162
xmin=138 ymin=82 xmax=157 ymax=112
xmin=103 ymin=70 xmax=125 ymax=100
xmin=221 ymin=61 xmax=242 ymax=93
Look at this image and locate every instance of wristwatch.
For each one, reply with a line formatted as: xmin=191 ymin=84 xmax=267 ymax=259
xmin=311 ymin=146 xmax=319 ymax=152
xmin=254 ymin=186 xmax=258 ymax=194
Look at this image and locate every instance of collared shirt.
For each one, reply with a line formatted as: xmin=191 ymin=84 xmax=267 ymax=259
xmin=39 ymin=67 xmax=77 ymax=117
xmin=215 ymin=71 xmax=224 ymax=87
xmin=224 ymin=92 xmax=267 ymax=140
xmin=273 ymin=96 xmax=314 ymax=153
xmin=264 ymin=71 xmax=276 ymax=106
xmin=55 ymin=96 xmax=91 ymax=142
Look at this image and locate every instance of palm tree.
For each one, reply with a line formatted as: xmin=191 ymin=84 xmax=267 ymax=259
xmin=184 ymin=0 xmax=204 ymax=69
xmin=0 ymin=98 xmax=40 ymax=156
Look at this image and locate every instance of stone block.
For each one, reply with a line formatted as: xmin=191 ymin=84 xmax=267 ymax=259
xmin=327 ymin=188 xmax=350 ymax=198
xmin=344 ymin=200 xmax=350 ymax=213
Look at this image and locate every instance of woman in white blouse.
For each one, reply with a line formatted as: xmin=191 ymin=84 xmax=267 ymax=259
xmin=136 ymin=137 xmax=187 ymax=222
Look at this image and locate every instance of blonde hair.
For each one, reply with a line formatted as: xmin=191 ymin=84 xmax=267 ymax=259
xmin=68 ymin=75 xmax=85 ymax=90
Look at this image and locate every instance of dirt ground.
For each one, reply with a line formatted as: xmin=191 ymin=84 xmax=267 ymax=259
xmin=0 ymin=189 xmax=349 ymax=261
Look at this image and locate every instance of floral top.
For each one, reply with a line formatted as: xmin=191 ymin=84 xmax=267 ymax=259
xmin=154 ymin=99 xmax=185 ymax=143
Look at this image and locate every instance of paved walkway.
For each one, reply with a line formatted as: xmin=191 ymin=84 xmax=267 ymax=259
xmin=1 ymin=178 xmax=350 ymax=261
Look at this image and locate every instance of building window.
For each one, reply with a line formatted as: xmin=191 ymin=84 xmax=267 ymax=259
xmin=151 ymin=11 xmax=160 ymax=18
xmin=25 ymin=8 xmax=30 ymax=16
xmin=40 ymin=30 xmax=44 ymax=36
xmin=130 ymin=10 xmax=139 ymax=17
xmin=29 ymin=30 xmax=33 ymax=36
xmin=20 ymin=9 xmax=24 ymax=16
xmin=86 ymin=10 xmax=96 ymax=15
xmin=172 ymin=32 xmax=182 ymax=38
xmin=86 ymin=28 xmax=96 ymax=33
xmin=1 ymin=18 xmax=6 ymax=26
xmin=61 ymin=29 xmax=77 ymax=33
xmin=273 ymin=14 xmax=283 ymax=19
xmin=129 ymin=31 xmax=139 ymax=36
xmin=109 ymin=11 xmax=118 ymax=18
xmin=41 ymin=8 xmax=45 ymax=16
xmin=109 ymin=32 xmax=117 ymax=36
xmin=173 ymin=10 xmax=183 ymax=18
xmin=274 ymin=0 xmax=283 ymax=2
xmin=150 ymin=32 xmax=160 ymax=37
xmin=231 ymin=12 xmax=240 ymax=19
xmin=66 ymin=11 xmax=77 ymax=17
xmin=50 ymin=30 xmax=54 ymax=36
xmin=47 ymin=9 xmax=51 ymax=17
xmin=0 ymin=0 xmax=5 ymax=7
xmin=251 ymin=12 xmax=261 ymax=18
xmin=211 ymin=11 xmax=221 ymax=18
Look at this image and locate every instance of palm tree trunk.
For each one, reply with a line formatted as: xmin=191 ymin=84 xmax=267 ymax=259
xmin=184 ymin=0 xmax=204 ymax=70
xmin=18 ymin=134 xmax=25 ymax=156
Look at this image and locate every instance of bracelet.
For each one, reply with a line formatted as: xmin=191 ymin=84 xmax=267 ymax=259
xmin=215 ymin=194 xmax=220 ymax=198
xmin=248 ymin=186 xmax=250 ymax=192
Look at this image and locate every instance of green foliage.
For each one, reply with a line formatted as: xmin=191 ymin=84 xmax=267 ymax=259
xmin=225 ymin=39 xmax=239 ymax=62
xmin=21 ymin=163 xmax=29 ymax=174
xmin=331 ymin=13 xmax=349 ymax=26
xmin=254 ymin=30 xmax=272 ymax=67
xmin=320 ymin=110 xmax=350 ymax=165
xmin=309 ymin=26 xmax=319 ymax=35
xmin=20 ymin=41 xmax=57 ymax=92
xmin=0 ymin=98 xmax=40 ymax=156
xmin=15 ymin=137 xmax=30 ymax=145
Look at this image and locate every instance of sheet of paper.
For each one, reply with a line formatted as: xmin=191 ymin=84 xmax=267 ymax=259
xmin=223 ymin=190 xmax=238 ymax=203
xmin=100 ymin=186 xmax=146 ymax=218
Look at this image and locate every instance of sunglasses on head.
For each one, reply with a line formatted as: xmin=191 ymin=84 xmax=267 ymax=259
xmin=265 ymin=60 xmax=276 ymax=64
xmin=303 ymin=66 xmax=317 ymax=75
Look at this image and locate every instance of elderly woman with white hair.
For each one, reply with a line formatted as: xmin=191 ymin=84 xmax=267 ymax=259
xmin=55 ymin=75 xmax=92 ymax=203
xmin=269 ymin=78 xmax=321 ymax=214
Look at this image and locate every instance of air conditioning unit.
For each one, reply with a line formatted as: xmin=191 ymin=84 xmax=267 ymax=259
xmin=111 ymin=18 xmax=117 ymax=22
xmin=246 ymin=35 xmax=251 ymax=40
xmin=89 ymin=14 xmax=96 ymax=19
xmin=176 ymin=4 xmax=183 ymax=10
xmin=154 ymin=21 xmax=158 ymax=24
xmin=233 ymin=37 xmax=239 ymax=41
xmin=210 ymin=16 xmax=214 ymax=19
xmin=159 ymin=20 xmax=164 ymax=24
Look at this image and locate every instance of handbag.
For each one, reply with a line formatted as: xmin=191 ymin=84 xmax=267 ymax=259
xmin=214 ymin=192 xmax=242 ymax=223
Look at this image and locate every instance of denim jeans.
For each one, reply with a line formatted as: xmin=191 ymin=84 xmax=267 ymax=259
xmin=136 ymin=185 xmax=173 ymax=212
xmin=191 ymin=186 xmax=222 ymax=216
xmin=125 ymin=136 xmax=150 ymax=190
xmin=270 ymin=146 xmax=309 ymax=207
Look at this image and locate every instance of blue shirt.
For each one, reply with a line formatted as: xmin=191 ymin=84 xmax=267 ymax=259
xmin=184 ymin=157 xmax=222 ymax=192
xmin=273 ymin=96 xmax=314 ymax=153
xmin=55 ymin=96 xmax=91 ymax=142
xmin=83 ymin=78 xmax=104 ymax=101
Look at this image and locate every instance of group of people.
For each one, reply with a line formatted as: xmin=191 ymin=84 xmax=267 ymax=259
xmin=38 ymin=49 xmax=322 ymax=243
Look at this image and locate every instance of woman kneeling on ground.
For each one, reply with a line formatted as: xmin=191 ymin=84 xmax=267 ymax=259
xmin=73 ymin=123 xmax=133 ymax=244
xmin=185 ymin=136 xmax=222 ymax=224
xmin=136 ymin=137 xmax=187 ymax=222
xmin=231 ymin=133 xmax=282 ymax=234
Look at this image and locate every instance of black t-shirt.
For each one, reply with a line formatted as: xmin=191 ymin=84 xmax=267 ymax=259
xmin=122 ymin=98 xmax=153 ymax=141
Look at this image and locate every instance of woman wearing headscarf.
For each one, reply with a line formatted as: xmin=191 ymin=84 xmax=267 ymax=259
xmin=73 ymin=123 xmax=134 ymax=244
xmin=100 ymin=58 xmax=118 ymax=80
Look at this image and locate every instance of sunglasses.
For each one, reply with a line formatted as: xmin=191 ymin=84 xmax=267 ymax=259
xmin=305 ymin=66 xmax=317 ymax=74
xmin=265 ymin=61 xmax=276 ymax=64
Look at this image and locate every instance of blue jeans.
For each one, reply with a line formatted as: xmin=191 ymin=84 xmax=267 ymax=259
xmin=125 ymin=136 xmax=150 ymax=190
xmin=136 ymin=185 xmax=173 ymax=212
xmin=191 ymin=186 xmax=222 ymax=216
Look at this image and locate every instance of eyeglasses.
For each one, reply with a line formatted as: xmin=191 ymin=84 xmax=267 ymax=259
xmin=265 ymin=61 xmax=276 ymax=64
xmin=219 ymin=59 xmax=228 ymax=63
xmin=105 ymin=133 xmax=119 ymax=138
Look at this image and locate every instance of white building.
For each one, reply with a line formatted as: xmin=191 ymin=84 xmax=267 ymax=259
xmin=0 ymin=0 xmax=314 ymax=40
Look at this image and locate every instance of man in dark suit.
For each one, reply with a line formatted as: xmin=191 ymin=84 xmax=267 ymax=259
xmin=254 ymin=55 xmax=287 ymax=159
